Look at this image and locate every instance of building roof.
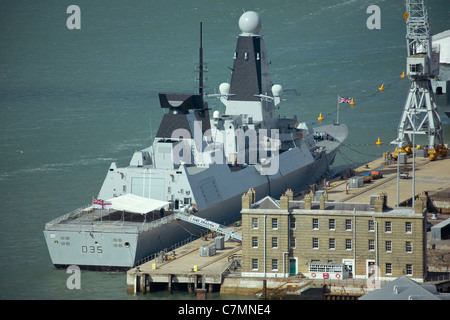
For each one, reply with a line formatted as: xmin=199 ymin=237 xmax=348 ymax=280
xmin=431 ymin=218 xmax=450 ymax=240
xmin=252 ymin=196 xmax=280 ymax=210
xmin=431 ymin=217 xmax=450 ymax=229
xmin=360 ymin=276 xmax=449 ymax=300
xmin=246 ymin=195 xmax=420 ymax=218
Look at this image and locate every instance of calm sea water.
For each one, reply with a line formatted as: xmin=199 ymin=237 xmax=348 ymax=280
xmin=0 ymin=0 xmax=449 ymax=300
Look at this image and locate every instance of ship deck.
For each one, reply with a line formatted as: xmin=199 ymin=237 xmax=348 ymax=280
xmin=44 ymin=207 xmax=176 ymax=234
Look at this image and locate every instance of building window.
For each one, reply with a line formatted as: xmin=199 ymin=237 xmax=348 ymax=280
xmin=406 ymin=241 xmax=412 ymax=253
xmin=385 ymin=263 xmax=392 ymax=275
xmin=385 ymin=221 xmax=392 ymax=233
xmin=329 ymin=219 xmax=335 ymax=230
xmin=406 ymin=264 xmax=413 ymax=276
xmin=290 ymin=216 xmax=296 ymax=230
xmin=385 ymin=240 xmax=392 ymax=253
xmin=329 ymin=238 xmax=335 ymax=250
xmin=290 ymin=237 xmax=296 ymax=249
xmin=405 ymin=222 xmax=412 ymax=233
xmin=272 ymin=237 xmax=278 ymax=249
xmin=345 ymin=219 xmax=352 ymax=231
xmin=252 ymin=259 xmax=258 ymax=271
xmin=271 ymin=259 xmax=278 ymax=271
xmin=252 ymin=237 xmax=258 ymax=248
xmin=272 ymin=218 xmax=278 ymax=230
xmin=368 ymin=220 xmax=375 ymax=232
xmin=252 ymin=218 xmax=258 ymax=229
xmin=345 ymin=239 xmax=352 ymax=250
xmin=312 ymin=238 xmax=319 ymax=249
xmin=312 ymin=218 xmax=319 ymax=230
xmin=368 ymin=239 xmax=375 ymax=251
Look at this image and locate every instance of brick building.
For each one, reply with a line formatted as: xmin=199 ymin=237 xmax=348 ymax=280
xmin=241 ymin=189 xmax=428 ymax=282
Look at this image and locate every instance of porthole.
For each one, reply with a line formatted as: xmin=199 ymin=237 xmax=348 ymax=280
xmin=124 ymin=242 xmax=130 ymax=248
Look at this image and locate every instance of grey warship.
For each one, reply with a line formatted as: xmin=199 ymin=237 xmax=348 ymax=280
xmin=44 ymin=12 xmax=348 ymax=270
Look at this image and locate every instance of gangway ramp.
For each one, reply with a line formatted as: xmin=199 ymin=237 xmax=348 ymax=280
xmin=174 ymin=212 xmax=242 ymax=241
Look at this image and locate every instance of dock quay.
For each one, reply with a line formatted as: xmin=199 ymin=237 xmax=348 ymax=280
xmin=304 ymin=152 xmax=450 ymax=208
xmin=127 ymin=151 xmax=450 ymax=299
xmin=127 ymin=229 xmax=243 ymax=296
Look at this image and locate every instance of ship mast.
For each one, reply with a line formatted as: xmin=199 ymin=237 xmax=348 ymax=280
xmin=392 ymin=0 xmax=443 ymax=151
xmin=197 ymin=22 xmax=207 ymax=105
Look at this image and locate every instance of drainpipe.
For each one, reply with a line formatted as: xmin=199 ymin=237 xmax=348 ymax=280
xmin=353 ymin=213 xmax=356 ymax=276
xmin=375 ymin=219 xmax=378 ymax=270
xmin=283 ymin=252 xmax=289 ymax=277
xmin=264 ymin=215 xmax=266 ymax=277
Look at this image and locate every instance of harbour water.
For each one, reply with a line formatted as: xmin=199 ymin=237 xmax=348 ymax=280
xmin=0 ymin=0 xmax=449 ymax=300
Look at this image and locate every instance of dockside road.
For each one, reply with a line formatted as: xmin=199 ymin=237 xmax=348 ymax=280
xmin=315 ymin=153 xmax=450 ymax=207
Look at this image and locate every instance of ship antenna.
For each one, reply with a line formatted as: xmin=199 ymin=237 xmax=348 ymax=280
xmin=199 ymin=21 xmax=204 ymax=103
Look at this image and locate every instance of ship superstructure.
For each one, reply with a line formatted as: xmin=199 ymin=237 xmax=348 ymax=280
xmin=44 ymin=12 xmax=347 ymax=270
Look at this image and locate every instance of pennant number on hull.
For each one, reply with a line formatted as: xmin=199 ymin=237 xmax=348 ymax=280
xmin=81 ymin=245 xmax=103 ymax=254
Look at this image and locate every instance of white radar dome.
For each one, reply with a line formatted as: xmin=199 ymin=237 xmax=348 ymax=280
xmin=272 ymin=84 xmax=283 ymax=97
xmin=219 ymin=82 xmax=230 ymax=95
xmin=213 ymin=110 xmax=220 ymax=119
xmin=238 ymin=11 xmax=262 ymax=35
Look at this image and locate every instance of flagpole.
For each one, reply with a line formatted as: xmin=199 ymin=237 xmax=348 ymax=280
xmin=92 ymin=197 xmax=94 ymax=226
xmin=336 ymin=94 xmax=339 ymax=125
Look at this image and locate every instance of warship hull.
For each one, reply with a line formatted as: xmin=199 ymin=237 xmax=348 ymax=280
xmin=43 ymin=124 xmax=345 ymax=270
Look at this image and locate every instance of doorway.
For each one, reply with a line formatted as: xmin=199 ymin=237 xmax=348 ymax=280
xmin=342 ymin=259 xmax=354 ymax=278
xmin=367 ymin=260 xmax=376 ymax=278
xmin=289 ymin=258 xmax=297 ymax=276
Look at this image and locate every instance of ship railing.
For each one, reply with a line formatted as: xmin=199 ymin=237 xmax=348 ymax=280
xmin=44 ymin=207 xmax=177 ymax=234
xmin=44 ymin=206 xmax=88 ymax=230
xmin=135 ymin=214 xmax=176 ymax=233
xmin=135 ymin=229 xmax=211 ymax=266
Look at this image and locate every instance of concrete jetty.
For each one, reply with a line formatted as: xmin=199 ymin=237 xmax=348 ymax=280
xmin=127 ymin=228 xmax=242 ymax=296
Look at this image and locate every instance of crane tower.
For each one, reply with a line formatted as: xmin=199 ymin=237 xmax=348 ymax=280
xmin=392 ymin=0 xmax=444 ymax=153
